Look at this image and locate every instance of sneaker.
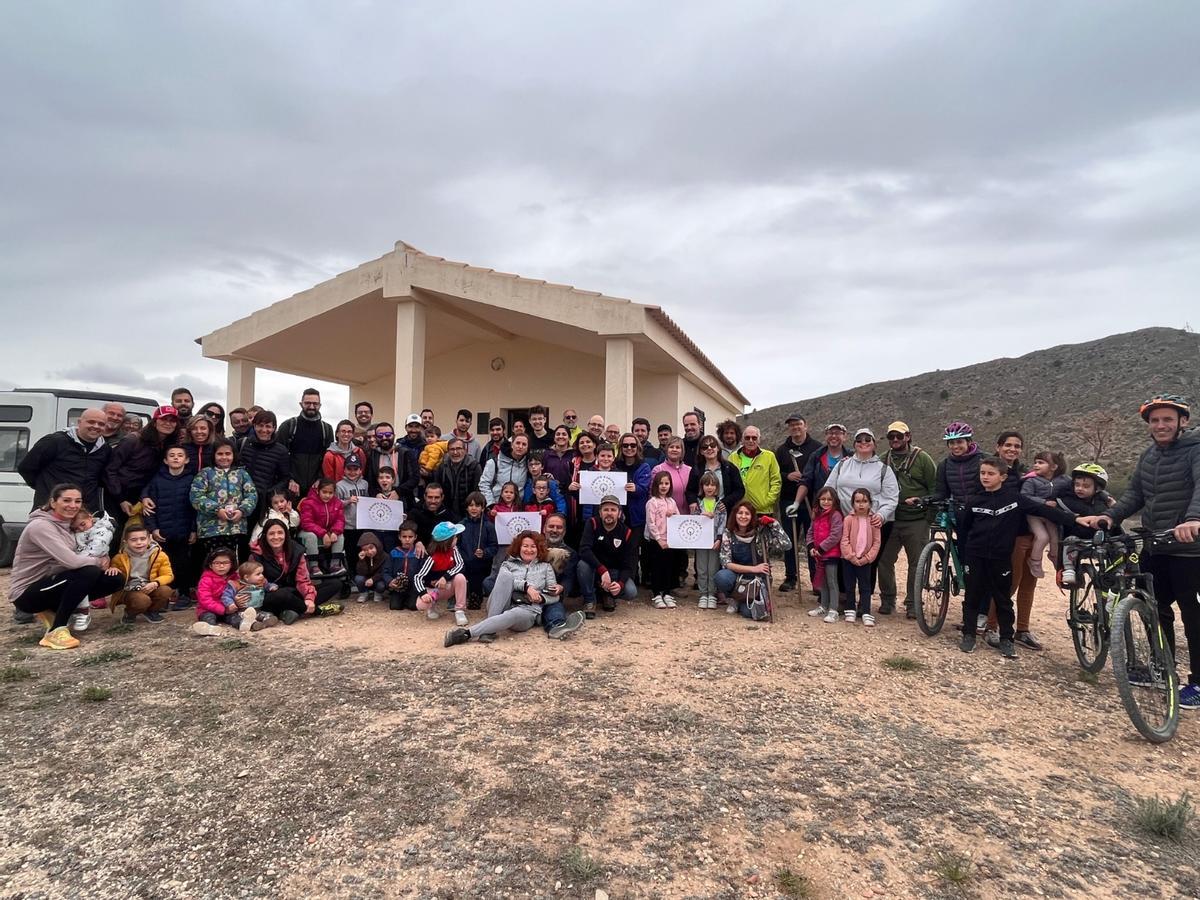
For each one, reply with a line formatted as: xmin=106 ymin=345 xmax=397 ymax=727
xmin=726 ymin=600 xmax=738 ymax=615
xmin=1014 ymin=631 xmax=1044 ymax=651
xmin=326 ymin=562 xmax=348 ymax=577
xmin=279 ymin=610 xmax=301 ymax=626
xmin=143 ymin=610 xmax=165 ymax=624
xmin=454 ymin=609 xmax=469 ymax=627
xmin=39 ymin=625 xmax=80 ymax=650
xmin=169 ymin=595 xmax=195 ymax=611
xmin=778 ymin=580 xmax=795 ymax=593
xmin=1179 ymin=684 xmax=1200 ymax=710
xmin=1061 ymin=567 xmax=1076 ymax=587
xmin=976 ymin=614 xmax=988 ymax=635
xmin=601 ymin=597 xmax=617 ymax=613
xmin=999 ymin=638 xmax=1017 ymax=658
xmin=548 ymin=611 xmax=586 ymax=640
xmin=239 ymin=608 xmax=259 ymax=633
xmin=844 ymin=610 xmax=856 ymax=624
xmin=663 ymin=594 xmax=677 ymax=609
xmin=70 ymin=611 xmax=91 ymax=632
xmin=807 ymin=606 xmax=825 ymax=617
xmin=33 ymin=610 xmax=55 ymax=634
xmin=960 ymin=634 xmax=976 ymax=653
xmin=444 ymin=627 xmax=470 ymax=648
xmin=984 ymin=629 xmax=1000 ymax=648
xmin=1125 ymin=666 xmax=1153 ymax=687
xmin=13 ymin=609 xmax=35 ymax=625
xmin=356 ymin=592 xmax=369 ymax=604
xmin=191 ymin=621 xmax=224 ymax=637
xmin=367 ymin=591 xmax=378 ymax=603
xmin=426 ymin=608 xmax=441 ymax=620
xmin=653 ymin=595 xmax=666 ymax=609
xmin=256 ymin=612 xmax=279 ymax=628
xmin=862 ymin=614 xmax=876 ymax=627
xmin=878 ymin=602 xmax=894 ymax=616
xmin=316 ymin=603 xmax=344 ymax=617
xmin=822 ymin=610 xmax=837 ymax=623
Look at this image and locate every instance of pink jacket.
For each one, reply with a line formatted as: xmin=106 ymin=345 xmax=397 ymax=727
xmin=809 ymin=508 xmax=843 ymax=559
xmin=650 ymin=461 xmax=691 ymax=511
xmin=840 ymin=513 xmax=881 ymax=565
xmin=196 ymin=569 xmax=236 ymax=618
xmin=299 ymin=485 xmax=345 ymax=538
xmin=644 ymin=496 xmax=679 ymax=542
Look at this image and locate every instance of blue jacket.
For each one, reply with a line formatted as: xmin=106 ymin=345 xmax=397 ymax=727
xmin=521 ymin=476 xmax=567 ymax=516
xmin=459 ymin=514 xmax=499 ymax=564
xmin=141 ymin=465 xmax=198 ymax=541
xmin=616 ymin=460 xmax=652 ymax=528
xmin=384 ymin=546 xmax=421 ymax=583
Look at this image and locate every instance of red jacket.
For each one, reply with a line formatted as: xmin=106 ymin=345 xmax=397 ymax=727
xmin=809 ymin=508 xmax=843 ymax=559
xmin=523 ymin=500 xmax=556 ymax=530
xmin=299 ymin=485 xmax=345 ymax=538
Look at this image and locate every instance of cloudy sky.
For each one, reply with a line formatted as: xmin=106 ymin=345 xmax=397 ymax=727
xmin=1 ymin=1 xmax=1197 ymax=417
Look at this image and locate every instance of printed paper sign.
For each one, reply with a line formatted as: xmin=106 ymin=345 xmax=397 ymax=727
xmin=667 ymin=515 xmax=715 ymax=550
xmin=580 ymin=470 xmax=626 ymax=505
xmin=356 ymin=498 xmax=406 ymax=531
xmin=495 ymin=511 xmax=543 ymax=544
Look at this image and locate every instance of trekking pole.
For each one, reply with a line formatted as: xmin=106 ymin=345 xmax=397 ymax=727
xmin=761 ymin=530 xmax=774 ymax=624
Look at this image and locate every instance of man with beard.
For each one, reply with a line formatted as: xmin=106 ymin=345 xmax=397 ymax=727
xmin=775 ymin=413 xmax=824 ymax=593
xmin=353 ymin=401 xmax=374 ymax=435
xmin=170 ymin=387 xmax=194 ymax=427
xmin=681 ymin=411 xmax=704 ymax=470
xmin=276 ymin=388 xmax=334 ymax=498
xmin=400 ymin=414 xmax=426 ymax=466
xmin=365 ymin=421 xmax=419 ymax=505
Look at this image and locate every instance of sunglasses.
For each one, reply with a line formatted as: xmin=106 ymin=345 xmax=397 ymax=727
xmin=563 ymin=415 xmax=577 ymax=420
xmin=887 ymin=433 xmax=905 ymax=440
xmin=854 ymin=437 xmax=874 ymax=443
xmin=375 ymin=431 xmax=394 ymax=438
xmin=621 ymin=442 xmax=638 ymax=449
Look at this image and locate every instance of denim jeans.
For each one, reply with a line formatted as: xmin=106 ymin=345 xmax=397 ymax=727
xmin=541 ymin=599 xmax=567 ymax=632
xmin=577 ymin=559 xmax=638 ymax=602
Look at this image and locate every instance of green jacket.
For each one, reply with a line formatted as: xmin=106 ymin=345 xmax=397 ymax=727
xmin=880 ymin=446 xmax=937 ymax=522
xmin=729 ymin=448 xmax=782 ymax=514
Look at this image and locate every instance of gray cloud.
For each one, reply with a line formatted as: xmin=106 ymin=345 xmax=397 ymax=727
xmin=49 ymin=365 xmax=223 ymax=405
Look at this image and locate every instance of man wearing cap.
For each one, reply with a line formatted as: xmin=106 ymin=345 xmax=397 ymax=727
xmin=876 ymin=421 xmax=937 ymax=617
xmin=400 ymin=414 xmax=426 ymax=464
xmin=775 ymin=413 xmax=823 ymax=593
xmin=577 ymin=495 xmax=639 ymax=618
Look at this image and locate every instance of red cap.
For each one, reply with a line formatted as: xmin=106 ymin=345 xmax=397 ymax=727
xmin=152 ymin=405 xmax=179 ymax=420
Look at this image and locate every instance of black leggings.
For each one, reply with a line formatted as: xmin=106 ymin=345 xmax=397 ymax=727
xmin=263 ymin=582 xmax=341 ymax=617
xmin=14 ymin=567 xmax=126 ymax=630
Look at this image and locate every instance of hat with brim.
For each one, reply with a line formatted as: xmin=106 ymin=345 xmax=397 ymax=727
xmin=152 ymin=405 xmax=179 ymax=421
xmin=825 ymin=423 xmax=847 ymax=433
xmin=405 ymin=414 xmax=422 ymax=425
xmin=432 ymin=522 xmax=466 ymax=542
xmin=785 ymin=412 xmax=804 ymax=424
xmin=886 ymin=420 xmax=910 ymax=436
xmin=854 ymin=427 xmax=876 ymax=441
xmin=599 ymin=495 xmax=622 ymax=509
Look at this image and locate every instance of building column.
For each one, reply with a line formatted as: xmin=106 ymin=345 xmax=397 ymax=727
xmin=393 ymin=299 xmax=427 ymax=423
xmin=604 ymin=337 xmax=634 ymax=430
xmin=226 ymin=358 xmax=256 ymax=410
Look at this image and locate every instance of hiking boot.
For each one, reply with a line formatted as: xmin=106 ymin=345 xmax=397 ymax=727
xmin=999 ymin=638 xmax=1018 ymax=659
xmin=454 ymin=609 xmax=469 ymax=627
xmin=548 ymin=611 xmax=586 ymax=639
xmin=778 ymin=579 xmax=795 ymax=593
xmin=191 ymin=621 xmax=225 ymax=637
xmin=1014 ymin=631 xmax=1043 ymax=651
xmin=601 ymin=597 xmax=617 ymax=613
xmin=444 ymin=627 xmax=470 ymax=648
xmin=143 ymin=610 xmax=165 ymax=624
xmin=984 ymin=629 xmax=1000 ymax=648
xmin=959 ymin=633 xmax=976 ymax=653
xmin=40 ymin=626 xmax=81 ymax=650
xmin=279 ymin=609 xmax=301 ymax=626
xmin=583 ymin=601 xmax=596 ymax=620
xmin=13 ymin=609 xmax=35 ymax=625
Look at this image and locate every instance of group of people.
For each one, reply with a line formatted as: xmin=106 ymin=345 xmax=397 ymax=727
xmin=8 ymin=386 xmax=1200 ymax=711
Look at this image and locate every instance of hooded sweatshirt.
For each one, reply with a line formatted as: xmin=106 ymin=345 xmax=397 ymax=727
xmin=322 ymin=442 xmax=366 ymax=484
xmin=356 ymin=532 xmax=387 ymax=580
xmin=824 ymin=455 xmax=900 ymax=523
xmin=9 ymin=509 xmax=97 ymax=599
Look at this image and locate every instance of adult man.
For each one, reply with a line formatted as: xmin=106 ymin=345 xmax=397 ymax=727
xmin=276 ymin=388 xmax=334 ymax=498
xmin=876 ymin=421 xmax=937 ymax=616
xmin=729 ymin=427 xmax=781 ymax=515
xmin=354 ymin=401 xmax=374 ymax=432
xmin=432 ymin=437 xmax=483 ymax=519
xmin=420 ymin=408 xmax=435 ymax=428
xmin=774 ymin=413 xmax=823 ymax=592
xmin=18 ymin=408 xmax=111 ymax=510
xmin=562 ymin=408 xmax=582 ymax=444
xmin=102 ymin=402 xmax=128 ymax=448
xmin=632 ymin=417 xmax=660 ymax=463
xmin=657 ymin=424 xmax=673 ymax=457
xmin=527 ymin=404 xmax=554 ymax=451
xmin=400 ymin=414 xmax=426 ymax=463
xmin=365 ymin=422 xmax=419 ymax=504
xmin=577 ymin=495 xmax=639 ymax=618
xmin=1083 ymin=394 xmax=1200 ymax=709
xmin=170 ymin=388 xmax=194 ymax=425
xmin=450 ymin=408 xmax=481 ymax=460
xmin=604 ymin=423 xmax=622 ymax=446
xmin=681 ymin=411 xmax=704 ymax=469
xmin=586 ymin=415 xmax=605 ymax=441
xmin=479 ymin=417 xmax=506 ymax=467
xmin=411 ymin=483 xmax=454 ymax=545
xmin=229 ymin=407 xmax=252 ymax=440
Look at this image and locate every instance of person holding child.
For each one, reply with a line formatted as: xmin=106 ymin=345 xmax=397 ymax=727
xmin=1020 ymin=450 xmax=1067 ymax=578
xmin=250 ymin=519 xmax=343 ymax=624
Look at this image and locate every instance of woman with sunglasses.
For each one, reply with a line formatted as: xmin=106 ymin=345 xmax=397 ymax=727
xmin=685 ymin=436 xmax=745 ymax=515
xmin=615 ymin=433 xmax=653 ymax=577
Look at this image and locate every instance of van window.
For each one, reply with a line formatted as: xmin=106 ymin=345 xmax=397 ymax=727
xmin=0 ymin=428 xmax=29 ymax=471
xmin=0 ymin=405 xmax=33 ymax=423
xmin=67 ymin=408 xmax=86 ymax=427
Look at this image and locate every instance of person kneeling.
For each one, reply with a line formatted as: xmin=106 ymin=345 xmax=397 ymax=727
xmin=577 ymin=495 xmax=639 ymax=619
xmin=110 ymin=525 xmax=175 ymax=625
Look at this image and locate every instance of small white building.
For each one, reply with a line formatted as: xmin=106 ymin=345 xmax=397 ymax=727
xmin=198 ymin=241 xmax=748 ymax=431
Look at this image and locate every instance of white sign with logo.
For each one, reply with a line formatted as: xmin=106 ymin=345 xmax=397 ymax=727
xmin=580 ymin=470 xmax=626 ymax=505
xmin=495 ymin=511 xmax=543 ymax=544
xmin=667 ymin=515 xmax=715 ymax=549
xmin=356 ymin=498 xmax=406 ymax=531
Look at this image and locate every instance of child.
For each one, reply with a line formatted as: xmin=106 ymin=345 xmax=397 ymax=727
xmin=143 ymin=445 xmax=198 ymax=603
xmin=1056 ymin=463 xmax=1118 ymax=586
xmin=384 ymin=521 xmax=421 ymax=610
xmin=644 ymin=471 xmax=681 ymax=608
xmin=418 ymin=426 xmax=449 ymax=483
xmin=236 ymin=559 xmax=276 ymax=612
xmin=1021 ymin=450 xmax=1066 ymax=577
xmin=459 ymin=492 xmax=498 ymax=608
xmin=192 ymin=547 xmax=262 ymax=635
xmin=354 ymin=532 xmax=387 ymax=602
xmin=189 ymin=438 xmax=258 ymax=564
xmin=298 ymin=479 xmax=348 ymax=576
xmin=414 ymin=521 xmax=469 ymax=626
xmin=488 ymin=481 xmax=521 ymax=519
xmin=521 ymin=453 xmax=567 ymax=514
xmin=807 ymin=487 xmax=844 ymax=622
xmin=110 ymin=525 xmax=175 ymax=625
xmin=250 ymin=490 xmax=300 ymax=544
xmin=337 ymin=456 xmax=370 ymax=563
xmin=373 ymin=466 xmax=402 ymax=552
xmin=694 ymin=472 xmax=728 ymax=609
xmin=67 ymin=508 xmax=117 ymax=629
xmin=523 ymin=475 xmax=558 ymax=526
xmin=839 ymin=488 xmax=882 ymax=626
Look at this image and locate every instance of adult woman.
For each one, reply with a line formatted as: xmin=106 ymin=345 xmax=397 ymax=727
xmin=714 ymin=500 xmax=791 ymax=618
xmin=566 ymin=432 xmax=599 ymax=535
xmin=443 ymin=530 xmax=584 ymax=646
xmin=199 ymin=402 xmax=227 ymax=436
xmin=182 ymin=415 xmax=217 ymax=475
xmin=715 ymin=420 xmax=742 ymax=460
xmin=9 ymin=484 xmax=125 ymax=650
xmin=105 ymin=406 xmax=180 ymax=530
xmin=237 ymin=410 xmax=292 ymax=515
xmin=321 ymin=419 xmax=365 ymax=483
xmin=250 ymin=519 xmax=342 ymax=624
xmin=121 ymin=413 xmax=143 ymax=436
xmin=685 ymin=435 xmax=745 ymax=513
xmin=615 ymin=433 xmax=652 ymax=532
xmin=479 ymin=434 xmax=530 ymax=505
xmin=823 ymin=428 xmax=899 ymax=593
xmin=542 ymin=426 xmax=577 ymax=490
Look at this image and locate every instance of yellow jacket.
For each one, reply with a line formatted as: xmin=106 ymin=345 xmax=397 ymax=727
xmin=112 ymin=543 xmax=175 ymax=588
xmin=419 ymin=440 xmax=449 ymax=473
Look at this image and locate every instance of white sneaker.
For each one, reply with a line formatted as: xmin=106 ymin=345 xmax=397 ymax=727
xmin=1061 ymin=567 xmax=1076 ymax=586
xmin=845 ymin=610 xmax=857 ymax=623
xmin=238 ymin=608 xmax=258 ymax=633
xmin=726 ymin=601 xmax=738 ymax=614
xmin=862 ymin=614 xmax=876 ymax=627
xmin=706 ymin=596 xmax=718 ymax=609
xmin=454 ymin=609 xmax=468 ymax=627
xmin=697 ymin=596 xmax=707 ymax=609
xmin=70 ymin=611 xmax=91 ymax=632
xmin=653 ymin=595 xmax=666 ymax=609
xmin=976 ymin=614 xmax=988 ymax=635
xmin=191 ymin=621 xmax=224 ymax=637
xmin=663 ymin=594 xmax=677 ymax=609
xmin=426 ymin=608 xmax=440 ymax=620
xmin=807 ymin=607 xmax=824 ymax=617
xmin=822 ymin=609 xmax=838 ymax=623
xmin=356 ymin=592 xmax=369 ymax=603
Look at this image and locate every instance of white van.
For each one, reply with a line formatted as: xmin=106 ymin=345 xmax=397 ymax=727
xmin=0 ymin=388 xmax=158 ymax=566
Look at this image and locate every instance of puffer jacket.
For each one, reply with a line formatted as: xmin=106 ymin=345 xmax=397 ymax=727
xmin=105 ymin=433 xmax=175 ymax=506
xmin=9 ymin=508 xmax=97 ymax=600
xmin=112 ymin=542 xmax=175 ymax=588
xmin=238 ymin=436 xmax=292 ymax=500
xmin=934 ymin=446 xmax=982 ymax=503
xmin=189 ymin=466 xmax=258 ymax=539
xmin=141 ymin=465 xmax=197 ymax=541
xmin=499 ymin=557 xmax=558 ymax=602
xmin=322 ymin=442 xmax=366 ymax=484
xmin=824 ymin=455 xmax=900 ymax=523
xmin=479 ymin=452 xmax=529 ymax=505
xmin=298 ymin=484 xmax=345 ymax=538
xmin=809 ymin=507 xmax=843 ymax=559
xmin=433 ymin=457 xmax=483 ymax=519
xmin=1110 ymin=429 xmax=1200 ymax=556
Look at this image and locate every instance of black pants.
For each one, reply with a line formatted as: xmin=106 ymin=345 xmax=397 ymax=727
xmin=197 ymin=534 xmax=250 ymax=565
xmin=1147 ymin=554 xmax=1200 ymax=686
xmin=843 ymin=560 xmax=872 ymax=615
xmin=263 ymin=582 xmax=341 ymax=617
xmin=14 ymin=567 xmax=126 ymax=630
xmin=868 ymin=521 xmax=894 ymax=596
xmin=160 ymin=536 xmax=196 ymax=595
xmin=962 ymin=555 xmax=1014 ymax=640
xmin=645 ymin=541 xmax=675 ymax=595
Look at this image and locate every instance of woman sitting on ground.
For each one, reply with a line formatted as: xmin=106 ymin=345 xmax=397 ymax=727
xmin=249 ymin=519 xmax=343 ymax=624
xmin=443 ymin=530 xmax=585 ymax=646
xmin=713 ymin=500 xmax=791 ymax=619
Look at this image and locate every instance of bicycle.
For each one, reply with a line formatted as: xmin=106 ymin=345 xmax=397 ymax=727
xmin=1062 ymin=533 xmax=1126 ymax=673
xmin=912 ymin=498 xmax=966 ymax=637
xmin=1071 ymin=529 xmax=1180 ymax=744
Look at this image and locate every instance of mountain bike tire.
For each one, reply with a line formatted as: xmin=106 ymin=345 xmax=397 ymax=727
xmin=1111 ymin=594 xmax=1179 ymax=744
xmin=1068 ymin=565 xmax=1108 ymax=673
xmin=914 ymin=540 xmax=950 ymax=637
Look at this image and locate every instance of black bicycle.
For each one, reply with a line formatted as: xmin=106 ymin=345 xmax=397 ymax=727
xmin=912 ymin=498 xmax=964 ymax=637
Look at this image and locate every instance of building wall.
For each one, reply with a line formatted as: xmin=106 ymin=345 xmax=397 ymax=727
xmin=677 ymin=374 xmax=742 ymax=434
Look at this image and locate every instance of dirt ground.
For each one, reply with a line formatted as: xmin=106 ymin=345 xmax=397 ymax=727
xmin=0 ymin=558 xmax=1196 ymax=900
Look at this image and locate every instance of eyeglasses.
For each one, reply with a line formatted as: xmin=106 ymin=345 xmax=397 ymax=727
xmin=701 ymin=444 xmax=718 ymax=451
xmin=743 ymin=436 xmax=759 ymax=441
xmin=621 ymin=443 xmax=638 ymax=449
xmin=375 ymin=431 xmax=394 ymax=438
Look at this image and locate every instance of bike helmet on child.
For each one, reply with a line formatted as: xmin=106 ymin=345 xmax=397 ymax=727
xmin=942 ymin=421 xmax=973 ymax=441
xmin=1070 ymin=462 xmax=1108 ymax=489
xmin=1139 ymin=394 xmax=1190 ymax=421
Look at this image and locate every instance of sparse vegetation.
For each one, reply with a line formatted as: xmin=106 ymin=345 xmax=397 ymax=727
xmin=76 ymin=648 xmax=133 ymax=667
xmin=81 ymin=686 xmax=112 ymax=702
xmin=931 ymin=850 xmax=975 ymax=888
xmin=776 ymin=867 xmax=815 ymax=898
xmin=1133 ymin=793 xmax=1195 ymax=842
xmin=939 ymin=389 xmax=950 ymax=400
xmin=882 ymin=655 xmax=925 ymax=672
xmin=560 ymin=847 xmax=602 ymax=881
xmin=9 ymin=648 xmax=31 ymax=661
xmin=218 ymin=638 xmax=249 ymax=651
xmin=108 ymin=621 xmax=135 ymax=635
xmin=1 ymin=664 xmax=35 ymax=682
xmin=1077 ymin=670 xmax=1099 ymax=685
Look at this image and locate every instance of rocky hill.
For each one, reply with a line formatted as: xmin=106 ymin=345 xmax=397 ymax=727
xmin=743 ymin=327 xmax=1200 ymax=492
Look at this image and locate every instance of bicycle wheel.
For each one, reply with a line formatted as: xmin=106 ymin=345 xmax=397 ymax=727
xmin=914 ymin=540 xmax=950 ymax=637
xmin=1110 ymin=594 xmax=1179 ymax=744
xmin=1068 ymin=565 xmax=1108 ymax=673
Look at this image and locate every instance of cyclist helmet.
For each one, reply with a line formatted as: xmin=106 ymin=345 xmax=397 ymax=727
xmin=942 ymin=421 xmax=973 ymax=441
xmin=1139 ymin=394 xmax=1190 ymax=421
xmin=1070 ymin=462 xmax=1108 ymax=489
